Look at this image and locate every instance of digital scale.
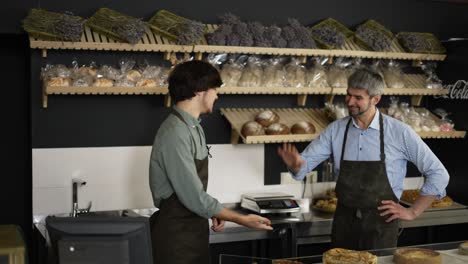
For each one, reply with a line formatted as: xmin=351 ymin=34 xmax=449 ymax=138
xmin=240 ymin=192 xmax=300 ymax=214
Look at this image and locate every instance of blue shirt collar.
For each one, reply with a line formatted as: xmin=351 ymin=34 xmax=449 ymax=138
xmin=351 ymin=108 xmax=380 ymax=131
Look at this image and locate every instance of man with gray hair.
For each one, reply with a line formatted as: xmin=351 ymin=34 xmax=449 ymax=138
xmin=278 ymin=68 xmax=449 ymax=250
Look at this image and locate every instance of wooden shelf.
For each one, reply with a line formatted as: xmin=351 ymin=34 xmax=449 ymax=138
xmin=41 ymin=73 xmax=447 ymax=108
xmin=221 ymin=107 xmax=465 ymax=144
xmin=29 ymin=26 xmax=193 ymax=56
xmin=220 ymin=108 xmax=329 ymax=144
xmin=29 ymin=25 xmax=446 ymax=62
xmin=41 ymin=84 xmax=168 ymax=108
xmin=194 ymin=25 xmax=446 ymax=62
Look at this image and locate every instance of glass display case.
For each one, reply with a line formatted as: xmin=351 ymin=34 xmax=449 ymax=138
xmin=219 ymin=240 xmax=468 ymax=263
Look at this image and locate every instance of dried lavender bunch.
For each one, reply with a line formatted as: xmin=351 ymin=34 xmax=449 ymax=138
xmin=248 ymin=21 xmax=270 ymax=47
xmin=219 ymin=13 xmax=242 ymax=25
xmin=111 ymin=19 xmax=148 ymax=44
xmin=206 ymin=24 xmax=232 ymax=45
xmin=285 ymin=18 xmax=316 ymax=49
xmin=22 ymin=9 xmax=84 ymax=41
xmin=310 ymin=26 xmax=345 ymax=48
xmin=231 ymin=21 xmax=253 ymax=46
xmin=397 ymin=34 xmax=431 ymax=53
xmin=149 ymin=11 xmax=205 ymax=45
xmin=87 ymin=8 xmax=148 ymax=44
xmin=281 ymin=25 xmax=301 ymax=48
xmin=265 ymin=25 xmax=287 ymax=48
xmin=355 ymin=25 xmax=391 ymax=51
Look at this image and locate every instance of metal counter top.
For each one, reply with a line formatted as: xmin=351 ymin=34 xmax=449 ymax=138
xmin=209 ymin=205 xmax=468 ymax=244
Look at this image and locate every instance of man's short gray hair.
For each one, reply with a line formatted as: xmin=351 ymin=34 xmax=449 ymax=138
xmin=347 ymin=68 xmax=385 ymax=97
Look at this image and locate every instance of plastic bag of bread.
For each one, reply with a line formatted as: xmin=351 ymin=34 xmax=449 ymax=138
xmin=238 ymin=56 xmax=263 ymax=87
xmin=50 ymin=64 xmax=71 ymax=78
xmin=119 ymin=58 xmax=141 ymax=82
xmin=220 ymin=58 xmax=244 ymax=87
xmin=114 ymin=76 xmax=135 ymax=87
xmin=93 ymin=77 xmax=114 ymax=87
xmin=157 ymin=67 xmax=170 ymax=87
xmin=306 ymin=58 xmax=329 ymax=88
xmin=283 ymin=57 xmax=306 ymax=88
xmin=141 ymin=65 xmax=162 ymax=80
xmin=70 ymin=60 xmax=97 ymax=87
xmin=383 ymin=60 xmax=405 ymax=89
xmin=261 ymin=57 xmax=286 ymax=87
xmin=98 ymin=65 xmax=120 ymax=81
xmin=47 ymin=77 xmax=71 ymax=87
xmin=326 ymin=58 xmax=350 ymax=88
xmin=422 ymin=62 xmax=443 ymax=89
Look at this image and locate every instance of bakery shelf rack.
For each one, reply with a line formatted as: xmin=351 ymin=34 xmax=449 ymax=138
xmin=29 ymin=24 xmax=446 ymax=63
xmin=221 ymin=107 xmax=465 ymax=144
xmin=29 ymin=25 xmax=192 ymax=62
xmin=193 ymin=25 xmax=446 ymax=62
xmin=42 ymin=84 xmax=169 ymax=108
xmin=220 ymin=108 xmax=330 ymax=144
xmin=41 ymin=74 xmax=447 ymax=108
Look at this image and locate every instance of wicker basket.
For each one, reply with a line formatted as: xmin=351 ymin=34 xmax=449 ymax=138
xmin=396 ymin=32 xmax=446 ymax=54
xmin=309 ymin=18 xmax=353 ymax=49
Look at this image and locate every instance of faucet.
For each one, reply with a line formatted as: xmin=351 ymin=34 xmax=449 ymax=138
xmin=71 ymin=178 xmax=92 ymax=217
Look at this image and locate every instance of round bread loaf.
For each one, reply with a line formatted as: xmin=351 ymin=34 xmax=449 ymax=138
xmin=459 ymin=241 xmax=468 ymax=255
xmin=393 ymin=248 xmax=441 ymax=264
xmin=265 ymin=123 xmax=290 ymax=135
xmin=291 ymin=121 xmax=316 ymax=134
xmin=241 ymin=121 xmax=264 ymax=137
xmin=323 ymin=248 xmax=377 ymax=264
xmin=255 ymin=110 xmax=280 ymax=127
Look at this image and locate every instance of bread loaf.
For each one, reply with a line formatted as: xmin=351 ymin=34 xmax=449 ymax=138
xmin=265 ymin=123 xmax=290 ymax=135
xmin=393 ymin=248 xmax=441 ymax=264
xmin=93 ymin=78 xmax=114 ymax=87
xmin=241 ymin=121 xmax=264 ymax=137
xmin=136 ymin=79 xmax=157 ymax=87
xmin=323 ymin=248 xmax=377 ymax=264
xmin=47 ymin=77 xmax=70 ymax=87
xmin=255 ymin=110 xmax=280 ymax=127
xmin=291 ymin=121 xmax=316 ymax=134
xmin=459 ymin=241 xmax=468 ymax=255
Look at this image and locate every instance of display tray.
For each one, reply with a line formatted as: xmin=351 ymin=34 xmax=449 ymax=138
xmin=220 ymin=249 xmax=468 ymax=264
xmin=400 ymin=200 xmax=467 ymax=211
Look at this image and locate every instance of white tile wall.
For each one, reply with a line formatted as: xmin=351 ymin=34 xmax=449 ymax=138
xmin=32 ymin=145 xmax=424 ymax=215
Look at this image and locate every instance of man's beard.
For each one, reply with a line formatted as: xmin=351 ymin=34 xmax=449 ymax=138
xmin=348 ymin=104 xmax=371 ymax=117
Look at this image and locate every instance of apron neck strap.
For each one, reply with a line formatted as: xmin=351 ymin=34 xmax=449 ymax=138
xmin=341 ymin=112 xmax=385 ymax=162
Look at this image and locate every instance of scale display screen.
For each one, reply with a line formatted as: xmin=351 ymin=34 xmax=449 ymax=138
xmin=258 ymin=199 xmax=298 ymax=209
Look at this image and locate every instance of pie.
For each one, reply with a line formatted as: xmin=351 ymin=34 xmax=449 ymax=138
xmin=393 ymin=247 xmax=441 ymax=264
xmin=323 ymin=248 xmax=377 ymax=264
xmin=400 ymin=189 xmax=453 ymax=208
xmin=459 ymin=241 xmax=468 ymax=255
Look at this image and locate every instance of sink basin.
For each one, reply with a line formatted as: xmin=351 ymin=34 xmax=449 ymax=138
xmin=50 ymin=209 xmax=139 ymax=218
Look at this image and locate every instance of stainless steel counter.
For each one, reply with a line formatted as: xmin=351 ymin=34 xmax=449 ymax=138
xmin=209 ymin=205 xmax=468 ymax=245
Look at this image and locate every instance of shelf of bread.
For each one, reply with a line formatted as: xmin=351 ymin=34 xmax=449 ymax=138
xmin=220 ymin=107 xmax=329 ymax=144
xmin=217 ymin=86 xmax=331 ymax=95
xmin=193 ymin=25 xmax=446 ymax=61
xmin=380 ymin=107 xmax=466 ymax=139
xmin=44 ymin=85 xmax=168 ymax=95
xmin=331 ymin=74 xmax=449 ymax=96
xmin=29 ymin=26 xmax=193 ymax=53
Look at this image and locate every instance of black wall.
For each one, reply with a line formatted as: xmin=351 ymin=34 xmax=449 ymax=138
xmin=1 ymin=1 xmax=468 ymax=262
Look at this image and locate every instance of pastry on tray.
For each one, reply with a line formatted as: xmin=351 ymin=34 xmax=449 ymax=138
xmin=393 ymin=247 xmax=441 ymax=264
xmin=400 ymin=189 xmax=453 ymax=208
xmin=323 ymin=248 xmax=377 ymax=264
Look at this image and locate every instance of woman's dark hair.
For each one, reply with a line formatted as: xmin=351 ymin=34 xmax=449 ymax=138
xmin=168 ymin=60 xmax=223 ymax=103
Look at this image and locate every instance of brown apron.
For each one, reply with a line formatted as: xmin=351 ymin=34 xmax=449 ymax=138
xmin=332 ymin=113 xmax=399 ymax=250
xmin=150 ymin=110 xmax=210 ymax=264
